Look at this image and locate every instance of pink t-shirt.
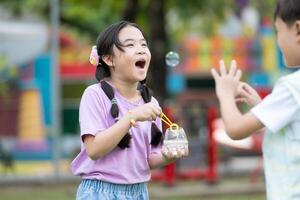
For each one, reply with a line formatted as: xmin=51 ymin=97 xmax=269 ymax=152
xmin=71 ymin=83 xmax=162 ymax=184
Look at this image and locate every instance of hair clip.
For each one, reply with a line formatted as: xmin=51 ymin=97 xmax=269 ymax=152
xmin=111 ymin=98 xmax=117 ymax=105
xmin=89 ymin=45 xmax=99 ymax=66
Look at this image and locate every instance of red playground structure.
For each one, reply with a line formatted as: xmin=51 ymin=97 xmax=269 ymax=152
xmin=151 ymin=89 xmax=219 ymax=186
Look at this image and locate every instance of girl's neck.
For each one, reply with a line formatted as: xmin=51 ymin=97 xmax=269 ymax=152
xmin=107 ymin=78 xmax=140 ymax=101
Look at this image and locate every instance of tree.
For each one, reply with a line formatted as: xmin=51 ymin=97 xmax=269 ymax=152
xmin=119 ymin=0 xmax=168 ymax=102
xmin=148 ymin=0 xmax=168 ymax=102
xmin=1 ymin=0 xmax=277 ymax=102
xmin=123 ymin=0 xmax=139 ymax=22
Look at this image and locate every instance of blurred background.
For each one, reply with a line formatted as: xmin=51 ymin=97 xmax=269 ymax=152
xmin=0 ymin=0 xmax=282 ymax=199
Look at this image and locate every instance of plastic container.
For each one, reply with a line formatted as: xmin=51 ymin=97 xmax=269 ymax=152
xmin=163 ymin=126 xmax=188 ymax=156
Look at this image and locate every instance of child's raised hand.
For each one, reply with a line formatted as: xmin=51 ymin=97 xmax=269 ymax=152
xmin=130 ymin=102 xmax=162 ymax=122
xmin=211 ymin=60 xmax=242 ymax=99
xmin=235 ymin=82 xmax=262 ymax=107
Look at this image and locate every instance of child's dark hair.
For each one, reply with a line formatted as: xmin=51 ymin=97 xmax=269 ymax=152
xmin=95 ymin=21 xmax=163 ymax=149
xmin=274 ymin=0 xmax=300 ymax=26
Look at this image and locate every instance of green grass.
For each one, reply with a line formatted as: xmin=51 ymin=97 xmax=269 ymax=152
xmin=162 ymin=196 xmax=265 ymax=200
xmin=0 ymin=184 xmax=76 ymax=200
xmin=0 ymin=183 xmax=265 ymax=200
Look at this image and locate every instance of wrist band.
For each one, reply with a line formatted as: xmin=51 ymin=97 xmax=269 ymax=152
xmin=128 ymin=111 xmax=137 ymax=127
xmin=130 ymin=119 xmax=136 ymax=127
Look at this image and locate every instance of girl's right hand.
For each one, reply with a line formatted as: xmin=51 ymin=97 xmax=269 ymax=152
xmin=130 ymin=102 xmax=162 ymax=122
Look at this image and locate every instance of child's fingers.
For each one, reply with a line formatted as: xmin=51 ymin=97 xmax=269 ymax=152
xmin=183 ymin=146 xmax=189 ymax=157
xmin=239 ymin=88 xmax=252 ymax=99
xmin=235 ymin=97 xmax=247 ymax=104
xmin=242 ymin=82 xmax=257 ymax=94
xmin=211 ymin=68 xmax=219 ymax=80
xmin=234 ymin=69 xmax=242 ymax=81
xmin=148 ymin=103 xmax=162 ymax=117
xmin=219 ymin=60 xmax=227 ymax=76
xmin=175 ymin=150 xmax=182 ymax=158
xmin=153 ymin=108 xmax=161 ymax=117
xmin=162 ymin=148 xmax=171 ymax=158
xmin=228 ymin=60 xmax=237 ymax=77
xmin=150 ymin=113 xmax=157 ymax=121
xmin=167 ymin=149 xmax=178 ymax=159
xmin=231 ymin=59 xmax=237 ymax=68
xmin=238 ymin=82 xmax=249 ymax=93
xmin=179 ymin=148 xmax=185 ymax=157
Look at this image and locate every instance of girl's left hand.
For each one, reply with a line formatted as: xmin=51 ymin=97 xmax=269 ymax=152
xmin=211 ymin=60 xmax=242 ymax=99
xmin=162 ymin=146 xmax=189 ymax=160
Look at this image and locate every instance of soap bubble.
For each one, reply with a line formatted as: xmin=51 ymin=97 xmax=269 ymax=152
xmin=165 ymin=51 xmax=180 ymax=67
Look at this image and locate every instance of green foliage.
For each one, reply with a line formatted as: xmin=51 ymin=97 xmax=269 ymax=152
xmin=0 ymin=0 xmax=48 ymax=18
xmin=0 ymin=55 xmax=18 ymax=98
xmin=168 ymin=0 xmax=233 ymax=20
xmin=61 ymin=0 xmax=124 ymax=39
xmin=0 ymin=0 xmax=125 ymax=40
xmin=0 ymin=0 xmax=279 ymax=41
xmin=250 ymin=0 xmax=277 ymax=19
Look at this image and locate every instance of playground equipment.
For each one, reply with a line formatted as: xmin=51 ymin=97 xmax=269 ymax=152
xmin=152 ymin=93 xmax=219 ymax=186
xmin=16 ymin=83 xmax=48 ymax=152
xmin=0 ymin=21 xmax=48 ymax=66
xmin=0 ymin=20 xmax=50 ymax=160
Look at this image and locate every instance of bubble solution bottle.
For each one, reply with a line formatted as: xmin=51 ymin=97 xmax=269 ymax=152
xmin=162 ymin=125 xmax=188 ymax=156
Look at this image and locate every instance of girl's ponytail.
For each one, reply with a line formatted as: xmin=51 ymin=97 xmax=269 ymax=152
xmin=100 ymin=80 xmax=163 ymax=149
xmin=95 ymin=61 xmax=111 ymax=82
xmin=101 ymin=81 xmax=132 ymax=149
xmin=138 ymin=81 xmax=163 ymax=146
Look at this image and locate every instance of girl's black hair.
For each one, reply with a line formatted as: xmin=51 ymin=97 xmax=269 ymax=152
xmin=274 ymin=0 xmax=300 ymax=26
xmin=95 ymin=21 xmax=163 ymax=149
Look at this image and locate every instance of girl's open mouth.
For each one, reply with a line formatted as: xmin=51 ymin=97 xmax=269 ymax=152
xmin=135 ymin=60 xmax=146 ymax=69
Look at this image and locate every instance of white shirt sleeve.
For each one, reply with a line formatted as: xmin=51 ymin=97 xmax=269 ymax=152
xmin=251 ymin=83 xmax=298 ymax=133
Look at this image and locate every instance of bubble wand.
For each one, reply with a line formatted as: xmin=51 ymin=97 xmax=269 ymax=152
xmin=160 ymin=113 xmax=179 ymax=131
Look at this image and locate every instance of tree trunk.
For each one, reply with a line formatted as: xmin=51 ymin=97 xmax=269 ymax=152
xmin=148 ymin=0 xmax=168 ymax=102
xmin=123 ymin=0 xmax=139 ymax=22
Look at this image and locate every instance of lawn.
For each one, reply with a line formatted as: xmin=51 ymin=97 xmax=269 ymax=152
xmin=0 ymin=159 xmax=266 ymax=199
xmin=0 ymin=182 xmax=265 ymax=200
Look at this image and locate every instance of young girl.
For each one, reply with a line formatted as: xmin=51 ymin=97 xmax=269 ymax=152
xmin=71 ymin=21 xmax=188 ymax=200
xmin=211 ymin=0 xmax=300 ymax=199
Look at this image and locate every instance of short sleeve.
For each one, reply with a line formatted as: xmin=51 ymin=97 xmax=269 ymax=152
xmin=251 ymin=83 xmax=298 ymax=133
xmin=79 ymin=86 xmax=108 ymax=139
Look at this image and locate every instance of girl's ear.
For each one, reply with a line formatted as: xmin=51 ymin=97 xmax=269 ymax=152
xmin=102 ymin=55 xmax=113 ymax=67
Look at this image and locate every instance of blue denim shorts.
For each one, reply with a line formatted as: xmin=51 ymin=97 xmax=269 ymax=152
xmin=76 ymin=179 xmax=149 ymax=200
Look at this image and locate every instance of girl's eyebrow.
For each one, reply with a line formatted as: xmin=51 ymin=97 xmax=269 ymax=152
xmin=122 ymin=38 xmax=146 ymax=43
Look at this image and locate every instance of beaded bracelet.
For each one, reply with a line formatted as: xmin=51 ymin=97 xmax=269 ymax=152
xmin=130 ymin=119 xmax=136 ymax=127
xmin=128 ymin=111 xmax=137 ymax=127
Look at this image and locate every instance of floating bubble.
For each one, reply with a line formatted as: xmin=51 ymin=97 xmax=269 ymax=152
xmin=165 ymin=51 xmax=180 ymax=67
